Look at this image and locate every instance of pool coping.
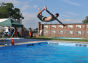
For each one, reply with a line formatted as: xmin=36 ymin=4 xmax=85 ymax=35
xmin=0 ymin=41 xmax=48 ymax=47
xmin=48 ymin=40 xmax=88 ymax=44
xmin=12 ymin=40 xmax=88 ymax=46
xmin=15 ymin=41 xmax=47 ymax=45
xmin=1 ymin=39 xmax=88 ymax=47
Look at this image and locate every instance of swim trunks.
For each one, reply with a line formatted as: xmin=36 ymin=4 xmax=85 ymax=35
xmin=37 ymin=14 xmax=46 ymax=21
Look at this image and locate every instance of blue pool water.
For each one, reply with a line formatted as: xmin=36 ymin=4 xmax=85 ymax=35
xmin=0 ymin=42 xmax=88 ymax=63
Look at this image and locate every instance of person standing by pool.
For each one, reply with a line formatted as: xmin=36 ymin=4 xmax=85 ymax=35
xmin=29 ymin=28 xmax=33 ymax=37
xmin=11 ymin=27 xmax=15 ymax=37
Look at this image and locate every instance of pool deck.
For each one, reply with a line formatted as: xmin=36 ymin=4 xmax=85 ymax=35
xmin=0 ymin=38 xmax=48 ymax=47
xmin=0 ymin=38 xmax=88 ymax=47
xmin=49 ymin=40 xmax=88 ymax=44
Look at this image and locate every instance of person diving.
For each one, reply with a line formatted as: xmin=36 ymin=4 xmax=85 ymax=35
xmin=37 ymin=6 xmax=65 ymax=26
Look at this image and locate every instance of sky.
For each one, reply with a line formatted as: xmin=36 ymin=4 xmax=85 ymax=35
xmin=0 ymin=0 xmax=88 ymax=29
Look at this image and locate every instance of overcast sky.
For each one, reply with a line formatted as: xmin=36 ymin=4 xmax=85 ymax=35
xmin=0 ymin=0 xmax=88 ymax=29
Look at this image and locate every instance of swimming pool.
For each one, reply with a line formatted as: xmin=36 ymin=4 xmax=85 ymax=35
xmin=0 ymin=42 xmax=88 ymax=63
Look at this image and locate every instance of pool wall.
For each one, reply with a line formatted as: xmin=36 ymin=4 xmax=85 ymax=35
xmin=48 ymin=42 xmax=88 ymax=47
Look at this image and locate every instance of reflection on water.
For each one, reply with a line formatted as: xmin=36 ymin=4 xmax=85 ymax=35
xmin=48 ymin=42 xmax=88 ymax=47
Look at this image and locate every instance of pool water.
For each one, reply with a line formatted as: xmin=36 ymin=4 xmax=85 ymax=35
xmin=0 ymin=42 xmax=88 ymax=63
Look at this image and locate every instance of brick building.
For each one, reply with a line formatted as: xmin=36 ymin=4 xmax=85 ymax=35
xmin=38 ymin=22 xmax=88 ymax=38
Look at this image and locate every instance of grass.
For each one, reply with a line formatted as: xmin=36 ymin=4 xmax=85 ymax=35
xmin=33 ymin=36 xmax=88 ymax=42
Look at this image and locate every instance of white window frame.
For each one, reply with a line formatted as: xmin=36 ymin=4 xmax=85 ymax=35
xmin=86 ymin=31 xmax=88 ymax=34
xmin=44 ymin=30 xmax=48 ymax=33
xmin=58 ymin=25 xmax=63 ymax=28
xmin=76 ymin=25 xmax=81 ymax=28
xmin=68 ymin=25 xmax=73 ymax=28
xmin=76 ymin=31 xmax=81 ymax=35
xmin=44 ymin=25 xmax=48 ymax=28
xmin=69 ymin=31 xmax=73 ymax=34
xmin=58 ymin=31 xmax=63 ymax=34
xmin=52 ymin=30 xmax=56 ymax=33
xmin=86 ymin=25 xmax=88 ymax=28
xmin=51 ymin=25 xmax=56 ymax=28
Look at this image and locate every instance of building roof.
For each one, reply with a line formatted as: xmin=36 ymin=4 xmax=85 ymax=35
xmin=41 ymin=23 xmax=88 ymax=25
xmin=0 ymin=18 xmax=23 ymax=27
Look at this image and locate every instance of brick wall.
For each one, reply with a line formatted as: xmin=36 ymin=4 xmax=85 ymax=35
xmin=38 ymin=22 xmax=88 ymax=38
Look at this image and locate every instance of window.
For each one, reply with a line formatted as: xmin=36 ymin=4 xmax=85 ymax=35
xmin=86 ymin=31 xmax=88 ymax=34
xmin=76 ymin=25 xmax=81 ymax=28
xmin=58 ymin=31 xmax=63 ymax=34
xmin=44 ymin=25 xmax=48 ymax=28
xmin=86 ymin=25 xmax=88 ymax=28
xmin=44 ymin=30 xmax=48 ymax=33
xmin=76 ymin=31 xmax=81 ymax=35
xmin=52 ymin=30 xmax=56 ymax=33
xmin=51 ymin=25 xmax=56 ymax=28
xmin=68 ymin=31 xmax=73 ymax=34
xmin=58 ymin=25 xmax=63 ymax=28
xmin=68 ymin=25 xmax=73 ymax=28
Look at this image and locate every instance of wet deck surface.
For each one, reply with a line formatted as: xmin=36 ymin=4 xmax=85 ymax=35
xmin=0 ymin=38 xmax=48 ymax=46
xmin=0 ymin=38 xmax=88 ymax=47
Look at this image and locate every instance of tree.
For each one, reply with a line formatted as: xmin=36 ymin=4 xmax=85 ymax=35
xmin=82 ymin=16 xmax=88 ymax=24
xmin=0 ymin=3 xmax=14 ymax=18
xmin=9 ymin=8 xmax=24 ymax=22
xmin=0 ymin=2 xmax=24 ymax=22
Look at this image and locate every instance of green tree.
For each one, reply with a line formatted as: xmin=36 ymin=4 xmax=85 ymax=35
xmin=0 ymin=2 xmax=24 ymax=22
xmin=82 ymin=16 xmax=88 ymax=23
xmin=0 ymin=3 xmax=14 ymax=18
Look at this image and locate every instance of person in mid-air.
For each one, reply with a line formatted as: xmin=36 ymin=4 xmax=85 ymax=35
xmin=37 ymin=6 xmax=59 ymax=22
xmin=37 ymin=6 xmax=65 ymax=26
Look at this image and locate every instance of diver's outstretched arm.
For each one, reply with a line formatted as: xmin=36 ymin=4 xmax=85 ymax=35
xmin=46 ymin=9 xmax=54 ymax=16
xmin=55 ymin=18 xmax=65 ymax=26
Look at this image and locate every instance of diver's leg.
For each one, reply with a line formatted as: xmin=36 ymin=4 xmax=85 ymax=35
xmin=37 ymin=7 xmax=46 ymax=15
xmin=38 ymin=8 xmax=42 ymax=15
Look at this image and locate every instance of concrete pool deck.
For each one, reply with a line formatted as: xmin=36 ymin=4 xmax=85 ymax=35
xmin=0 ymin=38 xmax=48 ymax=46
xmin=0 ymin=38 xmax=88 ymax=47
